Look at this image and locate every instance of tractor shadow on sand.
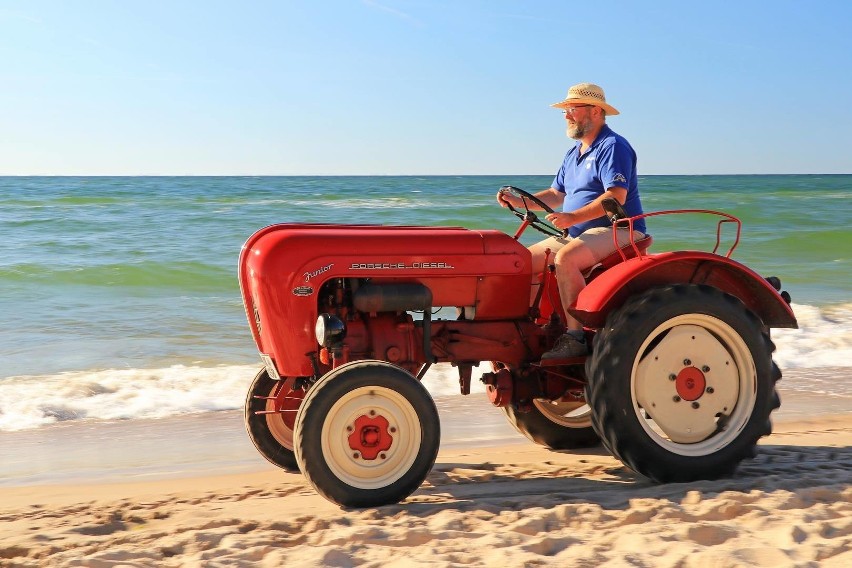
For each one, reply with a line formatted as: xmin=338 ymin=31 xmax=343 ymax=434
xmin=370 ymin=443 xmax=852 ymax=516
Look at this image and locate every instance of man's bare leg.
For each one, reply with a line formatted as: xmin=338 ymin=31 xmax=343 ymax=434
xmin=539 ymin=238 xmax=600 ymax=359
xmin=553 ymin=240 xmax=598 ymax=329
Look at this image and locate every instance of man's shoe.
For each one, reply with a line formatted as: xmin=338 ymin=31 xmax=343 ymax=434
xmin=541 ymin=333 xmax=589 ymax=360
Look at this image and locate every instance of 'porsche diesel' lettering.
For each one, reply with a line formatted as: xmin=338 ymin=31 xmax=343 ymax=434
xmin=349 ymin=262 xmax=455 ymax=270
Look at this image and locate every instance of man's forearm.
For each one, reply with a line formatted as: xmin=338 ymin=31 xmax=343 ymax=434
xmin=568 ymin=187 xmax=627 ymax=223
xmin=545 ymin=187 xmax=628 ymax=230
xmin=533 ymin=188 xmax=564 ymax=210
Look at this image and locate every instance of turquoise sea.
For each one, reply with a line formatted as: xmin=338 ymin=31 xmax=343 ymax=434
xmin=1 ymin=175 xmax=850 ymax=432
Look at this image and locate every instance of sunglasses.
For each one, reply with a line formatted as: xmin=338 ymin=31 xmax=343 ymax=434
xmin=561 ymin=104 xmax=594 ymax=116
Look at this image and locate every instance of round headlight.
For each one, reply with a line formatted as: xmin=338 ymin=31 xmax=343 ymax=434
xmin=315 ymin=313 xmax=346 ymax=347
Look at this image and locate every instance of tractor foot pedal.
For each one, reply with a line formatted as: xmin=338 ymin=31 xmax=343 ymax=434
xmin=536 ymin=355 xmax=588 ymax=367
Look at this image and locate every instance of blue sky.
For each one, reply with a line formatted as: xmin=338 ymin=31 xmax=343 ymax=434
xmin=1 ymin=0 xmax=850 ymax=175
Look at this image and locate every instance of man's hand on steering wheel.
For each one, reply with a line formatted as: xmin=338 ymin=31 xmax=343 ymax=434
xmin=496 ymin=189 xmax=521 ymax=209
xmin=497 ymin=186 xmax=565 ymax=239
xmin=544 ymin=211 xmax=578 ymax=231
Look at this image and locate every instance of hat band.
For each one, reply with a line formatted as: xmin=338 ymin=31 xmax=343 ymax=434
xmin=568 ymin=88 xmax=606 ymax=102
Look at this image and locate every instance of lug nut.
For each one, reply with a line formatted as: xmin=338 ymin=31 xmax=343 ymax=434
xmin=669 ymin=374 xmax=677 ymax=381
xmin=683 ymin=359 xmax=692 ymax=366
xmin=389 ymin=427 xmax=397 ymax=433
xmin=692 ymin=402 xmax=700 ymax=409
xmin=673 ymin=396 xmax=681 ymax=402
xmin=706 ymin=387 xmax=714 ymax=394
xmin=702 ymin=365 xmax=710 ymax=372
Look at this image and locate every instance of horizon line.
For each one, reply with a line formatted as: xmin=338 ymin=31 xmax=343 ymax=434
xmin=1 ymin=172 xmax=849 ymax=178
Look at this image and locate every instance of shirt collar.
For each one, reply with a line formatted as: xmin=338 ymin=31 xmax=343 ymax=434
xmin=574 ymin=124 xmax=613 ymax=154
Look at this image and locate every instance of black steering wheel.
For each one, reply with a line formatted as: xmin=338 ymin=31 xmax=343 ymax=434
xmin=498 ymin=185 xmax=564 ymax=238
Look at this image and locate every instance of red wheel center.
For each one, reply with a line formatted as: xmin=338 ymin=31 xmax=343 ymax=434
xmin=362 ymin=426 xmax=380 ymax=445
xmin=348 ymin=414 xmax=393 ymax=460
xmin=676 ymin=367 xmax=706 ymax=401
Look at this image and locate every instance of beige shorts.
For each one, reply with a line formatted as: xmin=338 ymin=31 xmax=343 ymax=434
xmin=529 ymin=226 xmax=646 ymax=272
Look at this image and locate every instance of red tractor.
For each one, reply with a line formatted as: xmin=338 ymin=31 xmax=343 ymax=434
xmin=239 ymin=187 xmax=797 ymax=507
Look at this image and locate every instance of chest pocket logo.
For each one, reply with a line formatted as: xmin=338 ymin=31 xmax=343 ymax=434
xmin=584 ymin=155 xmax=595 ymax=170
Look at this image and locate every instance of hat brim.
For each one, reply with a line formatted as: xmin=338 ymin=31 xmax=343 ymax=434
xmin=550 ymin=99 xmax=619 ymax=116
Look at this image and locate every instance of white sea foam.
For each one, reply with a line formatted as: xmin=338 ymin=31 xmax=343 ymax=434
xmin=0 ymin=303 xmax=848 ymax=432
xmin=0 ymin=365 xmax=255 ymax=432
xmin=771 ymin=302 xmax=852 ymax=369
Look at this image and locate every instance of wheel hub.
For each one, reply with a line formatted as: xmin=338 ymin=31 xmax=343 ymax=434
xmin=348 ymin=414 xmax=393 ymax=460
xmin=675 ymin=366 xmax=706 ymax=401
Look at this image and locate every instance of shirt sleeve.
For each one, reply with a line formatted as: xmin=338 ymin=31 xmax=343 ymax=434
xmin=551 ymin=161 xmax=567 ymax=193
xmin=596 ymin=139 xmax=634 ymax=189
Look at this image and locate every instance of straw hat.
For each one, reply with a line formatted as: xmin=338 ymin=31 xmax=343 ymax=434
xmin=550 ymin=83 xmax=620 ymax=115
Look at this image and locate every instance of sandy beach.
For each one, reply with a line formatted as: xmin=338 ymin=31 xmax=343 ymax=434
xmin=1 ymin=388 xmax=850 ymax=568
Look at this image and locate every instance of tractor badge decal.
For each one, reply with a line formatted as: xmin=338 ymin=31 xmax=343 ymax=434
xmin=292 ymin=286 xmax=314 ymax=297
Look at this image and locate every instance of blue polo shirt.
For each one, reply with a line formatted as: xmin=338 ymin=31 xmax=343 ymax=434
xmin=551 ymin=124 xmax=646 ymax=237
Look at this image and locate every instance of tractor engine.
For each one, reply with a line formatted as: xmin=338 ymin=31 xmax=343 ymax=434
xmin=315 ymin=278 xmax=428 ymax=377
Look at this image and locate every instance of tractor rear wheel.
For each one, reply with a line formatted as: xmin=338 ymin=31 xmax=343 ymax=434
xmin=502 ymin=399 xmax=600 ymax=449
xmin=294 ymin=360 xmax=440 ymax=507
xmin=586 ymin=284 xmax=780 ymax=482
xmin=244 ymin=368 xmax=304 ymax=472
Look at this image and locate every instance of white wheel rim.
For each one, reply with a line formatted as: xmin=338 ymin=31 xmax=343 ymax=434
xmin=631 ymin=314 xmax=756 ymax=456
xmin=533 ymin=399 xmax=593 ymax=428
xmin=321 ymin=386 xmax=422 ymax=490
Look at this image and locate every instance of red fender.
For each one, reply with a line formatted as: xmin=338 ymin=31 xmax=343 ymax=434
xmin=570 ymin=251 xmax=798 ymax=329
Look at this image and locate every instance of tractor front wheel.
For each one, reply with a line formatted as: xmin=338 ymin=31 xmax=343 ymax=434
xmin=586 ymin=284 xmax=781 ymax=482
xmin=294 ymin=361 xmax=440 ymax=507
xmin=244 ymin=368 xmax=304 ymax=472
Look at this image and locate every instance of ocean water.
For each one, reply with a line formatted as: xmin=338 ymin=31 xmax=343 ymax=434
xmin=0 ymin=175 xmax=849 ymax=432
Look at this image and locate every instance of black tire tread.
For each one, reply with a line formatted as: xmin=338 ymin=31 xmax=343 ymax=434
xmin=586 ymin=284 xmax=781 ymax=483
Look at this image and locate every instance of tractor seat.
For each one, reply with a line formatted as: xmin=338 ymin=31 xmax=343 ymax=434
xmin=582 ymin=235 xmax=653 ymax=281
